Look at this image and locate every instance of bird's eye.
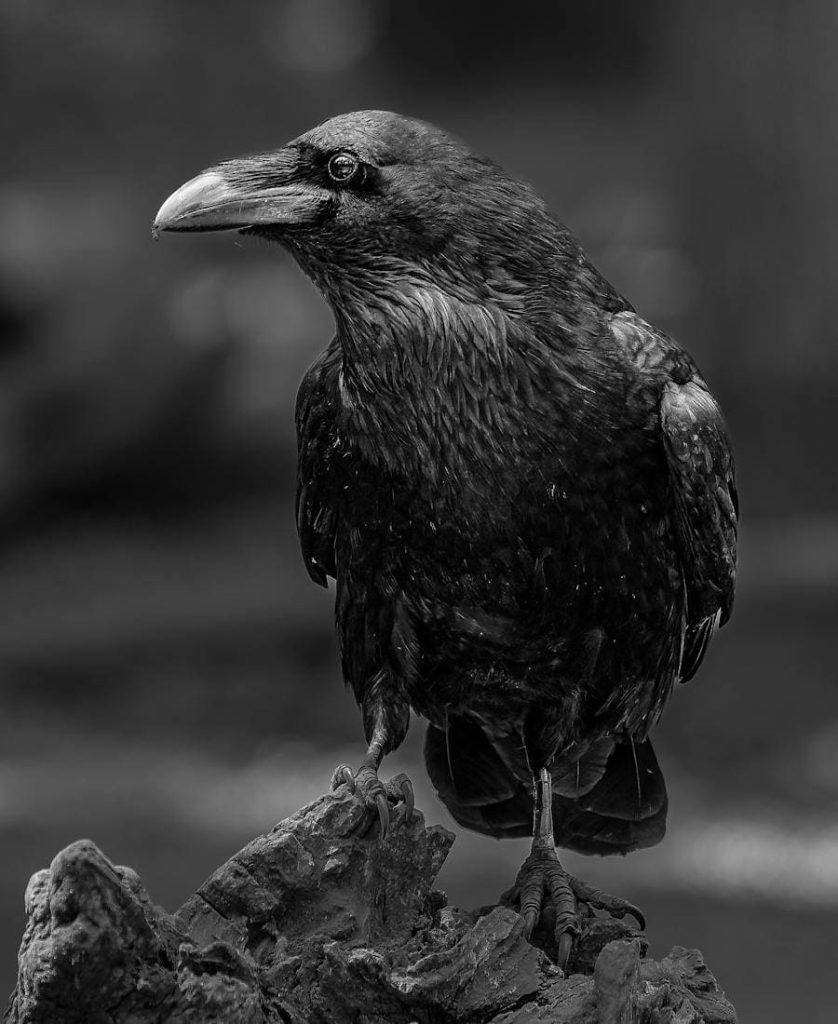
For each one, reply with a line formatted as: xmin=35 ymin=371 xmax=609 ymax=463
xmin=327 ymin=152 xmax=362 ymax=184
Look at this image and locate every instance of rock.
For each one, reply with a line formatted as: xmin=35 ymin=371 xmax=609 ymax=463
xmin=5 ymin=783 xmax=738 ymax=1024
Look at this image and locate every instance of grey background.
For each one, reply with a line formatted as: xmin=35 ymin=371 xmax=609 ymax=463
xmin=1 ymin=2 xmax=836 ymax=1019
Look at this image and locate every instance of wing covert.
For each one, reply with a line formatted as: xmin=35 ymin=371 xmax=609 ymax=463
xmin=660 ymin=377 xmax=738 ymax=677
xmin=295 ymin=342 xmax=341 ymax=586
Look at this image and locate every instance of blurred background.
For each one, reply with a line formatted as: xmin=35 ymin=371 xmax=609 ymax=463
xmin=1 ymin=1 xmax=836 ymax=1019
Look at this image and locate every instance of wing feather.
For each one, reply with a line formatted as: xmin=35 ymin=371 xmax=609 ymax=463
xmin=660 ymin=377 xmax=738 ymax=679
xmin=295 ymin=342 xmax=341 ymax=585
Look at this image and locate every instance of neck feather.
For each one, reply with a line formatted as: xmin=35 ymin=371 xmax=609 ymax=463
xmin=328 ymin=277 xmax=555 ymax=490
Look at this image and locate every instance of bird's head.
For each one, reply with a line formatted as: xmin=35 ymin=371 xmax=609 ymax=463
xmin=154 ymin=111 xmax=579 ymax=322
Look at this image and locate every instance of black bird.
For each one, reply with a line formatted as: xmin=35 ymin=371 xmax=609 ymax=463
xmin=154 ymin=111 xmax=737 ymax=967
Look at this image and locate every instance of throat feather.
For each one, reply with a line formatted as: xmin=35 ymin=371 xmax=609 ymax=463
xmin=336 ymin=285 xmax=522 ymax=479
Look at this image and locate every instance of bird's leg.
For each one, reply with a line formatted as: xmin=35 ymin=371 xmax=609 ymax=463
xmin=504 ymin=767 xmax=645 ymax=971
xmin=331 ymin=722 xmax=414 ymax=840
xmin=514 ymin=768 xmax=579 ymax=969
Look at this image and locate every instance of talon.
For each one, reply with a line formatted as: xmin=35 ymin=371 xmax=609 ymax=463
xmin=596 ymin=895 xmax=645 ymax=930
xmin=384 ymin=772 xmax=416 ymax=820
xmin=332 ymin=765 xmax=415 ymax=840
xmin=375 ymin=792 xmax=390 ymax=839
xmin=331 ymin=764 xmax=355 ymax=793
xmin=514 ymin=768 xmax=641 ymax=965
xmin=557 ymin=930 xmax=574 ymax=972
xmin=621 ymin=904 xmax=645 ymax=931
xmin=566 ymin=874 xmax=646 ymax=931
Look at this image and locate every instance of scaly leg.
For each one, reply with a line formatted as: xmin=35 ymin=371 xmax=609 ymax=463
xmin=505 ymin=767 xmax=645 ymax=970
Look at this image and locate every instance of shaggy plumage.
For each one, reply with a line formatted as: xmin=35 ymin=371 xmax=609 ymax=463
xmin=155 ymin=110 xmax=738 ymax=959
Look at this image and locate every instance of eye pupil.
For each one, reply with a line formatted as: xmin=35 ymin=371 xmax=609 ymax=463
xmin=328 ymin=152 xmax=359 ymax=183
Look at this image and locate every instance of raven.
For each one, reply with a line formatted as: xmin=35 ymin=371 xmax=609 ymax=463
xmin=154 ymin=111 xmax=737 ymax=967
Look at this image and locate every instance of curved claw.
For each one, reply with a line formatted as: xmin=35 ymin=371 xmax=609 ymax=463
xmin=331 ymin=764 xmax=355 ymax=793
xmin=522 ymin=908 xmax=539 ymax=939
xmin=618 ymin=903 xmax=646 ymax=931
xmin=567 ymin=874 xmax=646 ymax=931
xmin=346 ymin=794 xmax=385 ymax=838
xmin=335 ymin=764 xmax=396 ymax=840
xmin=375 ymin=792 xmax=390 ymax=840
xmin=557 ymin=930 xmax=574 ymax=973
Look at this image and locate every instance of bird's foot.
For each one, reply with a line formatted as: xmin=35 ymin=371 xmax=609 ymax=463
xmin=502 ymin=845 xmax=578 ymax=970
xmin=330 ymin=764 xmax=415 ymax=840
xmin=502 ymin=845 xmax=645 ymax=971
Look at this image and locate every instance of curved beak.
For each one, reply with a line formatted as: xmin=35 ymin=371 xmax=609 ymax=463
xmin=153 ymin=149 xmax=330 ymax=238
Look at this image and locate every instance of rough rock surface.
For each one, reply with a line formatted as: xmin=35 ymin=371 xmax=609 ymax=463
xmin=6 ymin=780 xmax=738 ymax=1023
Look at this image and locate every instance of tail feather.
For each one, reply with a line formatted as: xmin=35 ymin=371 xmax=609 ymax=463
xmin=424 ymin=717 xmax=668 ymax=856
xmin=427 ymin=714 xmax=518 ymax=807
xmin=550 ymin=735 xmax=615 ymax=798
